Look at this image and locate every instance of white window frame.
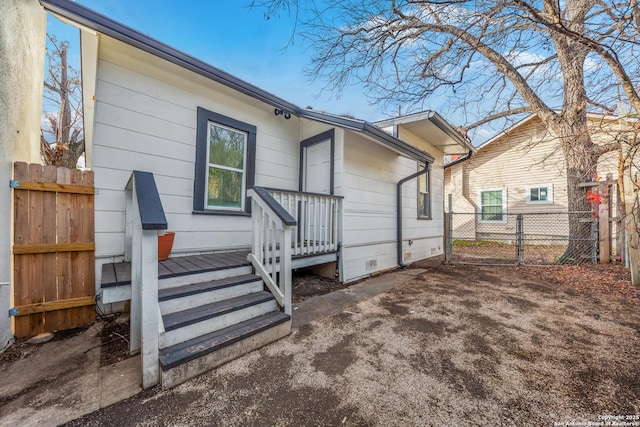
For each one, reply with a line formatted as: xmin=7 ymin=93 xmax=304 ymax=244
xmin=526 ymin=184 xmax=553 ymax=205
xmin=477 ymin=188 xmax=507 ymax=224
xmin=205 ymin=121 xmax=248 ymax=211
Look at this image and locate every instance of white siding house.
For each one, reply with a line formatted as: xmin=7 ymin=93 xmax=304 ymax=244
xmin=38 ymin=0 xmax=475 ymax=388
xmin=90 ymin=35 xmax=301 ymax=261
xmin=36 ymin=6 xmax=473 ymax=286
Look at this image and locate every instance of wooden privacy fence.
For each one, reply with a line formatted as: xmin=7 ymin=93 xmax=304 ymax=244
xmin=11 ymin=162 xmax=95 ymax=338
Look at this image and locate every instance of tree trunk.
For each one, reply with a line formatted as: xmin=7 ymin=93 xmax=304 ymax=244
xmin=555 ymin=120 xmax=599 ymax=260
xmin=548 ymin=3 xmax=597 ymax=262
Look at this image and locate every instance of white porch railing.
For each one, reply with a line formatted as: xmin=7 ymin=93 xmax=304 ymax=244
xmin=247 ymin=187 xmax=296 ymax=315
xmin=124 ymin=170 xmax=166 ymax=389
xmin=268 ymin=189 xmax=342 ymax=257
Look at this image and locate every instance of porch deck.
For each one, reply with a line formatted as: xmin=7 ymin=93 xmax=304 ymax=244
xmin=101 ymin=251 xmax=251 ymax=288
xmin=100 ymin=249 xmax=338 ymax=288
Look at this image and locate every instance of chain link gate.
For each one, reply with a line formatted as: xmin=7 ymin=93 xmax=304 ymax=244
xmin=446 ymin=211 xmax=598 ymax=265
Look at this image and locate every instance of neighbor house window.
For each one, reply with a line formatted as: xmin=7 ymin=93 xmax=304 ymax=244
xmin=194 ymin=107 xmax=256 ymax=214
xmin=418 ymin=164 xmax=431 ymax=219
xmin=526 ymin=184 xmax=553 ymax=204
xmin=478 ymin=188 xmax=507 ymax=223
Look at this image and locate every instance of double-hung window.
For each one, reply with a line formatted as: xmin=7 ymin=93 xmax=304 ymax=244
xmin=417 ymin=164 xmax=431 ymax=219
xmin=206 ymin=123 xmax=246 ymax=209
xmin=478 ymin=188 xmax=506 ymax=223
xmin=194 ymin=107 xmax=256 ymax=214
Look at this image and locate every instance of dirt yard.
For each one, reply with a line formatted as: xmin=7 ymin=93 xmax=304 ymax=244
xmin=59 ymin=262 xmax=640 ymax=426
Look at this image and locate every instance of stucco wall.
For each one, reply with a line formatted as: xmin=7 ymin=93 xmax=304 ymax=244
xmin=0 ymin=0 xmax=46 ymax=349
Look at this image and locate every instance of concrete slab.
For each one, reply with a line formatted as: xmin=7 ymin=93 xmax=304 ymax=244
xmin=0 ymin=327 xmax=100 ymax=401
xmin=99 ymin=356 xmax=143 ymax=408
xmin=0 ymin=323 xmax=142 ymax=426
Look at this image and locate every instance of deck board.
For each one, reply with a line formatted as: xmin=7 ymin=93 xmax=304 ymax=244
xmin=99 ymin=249 xmax=336 ymax=288
xmin=99 ymin=250 xmax=251 ymax=288
xmin=198 ymin=255 xmax=228 ymax=269
xmin=100 ymin=263 xmax=117 ymax=287
xmin=158 ymin=263 xmax=172 ymax=277
xmin=167 ymin=256 xmax=202 ymax=273
xmin=160 ymin=259 xmax=190 ymax=275
xmin=185 ymin=255 xmax=216 ymax=270
xmin=114 ymin=262 xmax=132 ymax=285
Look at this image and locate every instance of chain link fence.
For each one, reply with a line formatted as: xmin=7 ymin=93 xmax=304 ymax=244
xmin=446 ymin=212 xmax=598 ymax=265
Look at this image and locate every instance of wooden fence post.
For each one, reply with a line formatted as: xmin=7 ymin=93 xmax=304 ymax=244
xmin=622 ymin=166 xmax=640 ymax=285
xmin=445 ymin=194 xmax=452 ymax=262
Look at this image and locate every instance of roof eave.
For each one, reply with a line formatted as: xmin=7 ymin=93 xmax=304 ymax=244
xmin=40 ymin=0 xmax=301 ymax=115
xmin=429 ymin=112 xmax=476 ymax=153
xmin=363 ymin=122 xmax=435 ymax=163
xmin=375 ymin=112 xmax=475 ymax=154
xmin=39 ymin=0 xmax=434 ymax=164
xmin=444 ymin=150 xmax=474 ymax=169
xmin=301 ymin=110 xmax=435 ymax=163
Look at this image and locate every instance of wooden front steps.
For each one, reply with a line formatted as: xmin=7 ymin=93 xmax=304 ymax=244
xmin=159 ymin=311 xmax=290 ymax=388
xmin=160 ymin=291 xmax=279 ymax=348
xmin=99 ymin=250 xmax=291 ymax=389
xmin=158 ymin=270 xmax=291 ymax=388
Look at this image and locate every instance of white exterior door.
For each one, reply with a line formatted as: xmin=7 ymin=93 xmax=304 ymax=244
xmin=302 ymin=139 xmax=332 ymax=244
xmin=304 ymin=139 xmax=331 ymax=194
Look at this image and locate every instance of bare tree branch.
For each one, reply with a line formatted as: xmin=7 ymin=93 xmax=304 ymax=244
xmin=250 ymin=0 xmax=640 ymax=250
xmin=464 ymin=107 xmax=534 ymax=130
xmin=41 ymin=35 xmax=84 ymax=168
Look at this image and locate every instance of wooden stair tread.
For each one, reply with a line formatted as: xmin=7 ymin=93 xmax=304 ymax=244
xmin=160 ymin=311 xmax=290 ymax=370
xmin=101 ymin=262 xmax=132 ymax=287
xmin=158 ymin=257 xmax=250 ymax=280
xmin=100 ymin=251 xmax=251 ymax=288
xmin=162 ymin=291 xmax=275 ymax=331
xmin=158 ymin=274 xmax=261 ymax=302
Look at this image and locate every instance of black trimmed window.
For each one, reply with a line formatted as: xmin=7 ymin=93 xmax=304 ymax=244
xmin=417 ymin=164 xmax=431 ymax=219
xmin=193 ymin=107 xmax=256 ymax=214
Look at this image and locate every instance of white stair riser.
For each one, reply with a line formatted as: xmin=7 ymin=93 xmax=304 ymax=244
xmin=161 ymin=320 xmax=291 ymax=389
xmin=160 ymin=300 xmax=278 ymax=349
xmin=100 ymin=286 xmax=131 ymax=304
xmin=159 ymin=281 xmax=263 ymax=316
xmin=159 ymin=266 xmax=252 ymax=290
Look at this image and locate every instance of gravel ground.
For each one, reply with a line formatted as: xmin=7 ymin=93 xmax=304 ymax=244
xmin=66 ymin=263 xmax=640 ymax=426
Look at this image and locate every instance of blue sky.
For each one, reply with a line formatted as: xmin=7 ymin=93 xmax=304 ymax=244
xmin=47 ymin=1 xmax=411 ymax=123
